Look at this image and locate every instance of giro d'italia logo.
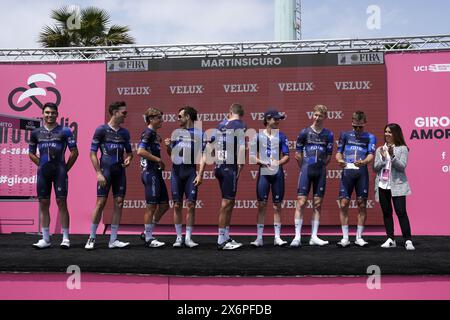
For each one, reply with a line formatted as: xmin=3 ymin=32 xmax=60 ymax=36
xmin=8 ymin=72 xmax=61 ymax=112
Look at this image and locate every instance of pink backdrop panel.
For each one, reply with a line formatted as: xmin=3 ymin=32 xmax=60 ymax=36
xmin=0 ymin=63 xmax=105 ymax=234
xmin=386 ymin=52 xmax=450 ymax=235
xmin=1 ymin=273 xmax=450 ymax=300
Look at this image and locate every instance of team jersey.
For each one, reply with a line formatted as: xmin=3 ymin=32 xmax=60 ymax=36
xmin=211 ymin=119 xmax=247 ymax=165
xmin=90 ymin=124 xmax=132 ymax=167
xmin=138 ymin=127 xmax=162 ymax=171
xmin=249 ymin=130 xmax=290 ymax=163
xmin=337 ymin=130 xmax=376 ymax=164
xmin=29 ymin=125 xmax=77 ymax=166
xmin=170 ymin=127 xmax=206 ymax=168
xmin=296 ymin=127 xmax=334 ymax=166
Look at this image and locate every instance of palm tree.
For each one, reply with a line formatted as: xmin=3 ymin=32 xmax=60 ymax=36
xmin=38 ymin=6 xmax=135 ymax=47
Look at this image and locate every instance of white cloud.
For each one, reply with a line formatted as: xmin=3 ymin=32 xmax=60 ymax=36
xmin=0 ymin=0 xmax=59 ymax=48
xmin=91 ymin=0 xmax=274 ymax=45
xmin=0 ymin=0 xmax=448 ymax=48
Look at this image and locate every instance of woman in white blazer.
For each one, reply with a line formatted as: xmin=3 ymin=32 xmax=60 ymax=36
xmin=374 ymin=123 xmax=414 ymax=250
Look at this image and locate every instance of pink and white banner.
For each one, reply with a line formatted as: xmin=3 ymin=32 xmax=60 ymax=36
xmin=386 ymin=52 xmax=450 ymax=235
xmin=0 ymin=63 xmax=105 ymax=233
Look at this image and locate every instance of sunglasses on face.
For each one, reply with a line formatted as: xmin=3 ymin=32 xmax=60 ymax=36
xmin=352 ymin=124 xmax=364 ymax=129
xmin=120 ymin=111 xmax=127 ymax=116
xmin=178 ymin=115 xmax=183 ymax=119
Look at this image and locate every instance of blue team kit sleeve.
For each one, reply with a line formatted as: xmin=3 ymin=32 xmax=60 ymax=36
xmin=327 ymin=130 xmax=334 ymax=155
xmin=280 ymin=132 xmax=290 ymax=156
xmin=29 ymin=128 xmax=38 ymax=154
xmin=64 ymin=127 xmax=77 ymax=150
xmin=123 ymin=128 xmax=132 ymax=154
xmin=90 ymin=125 xmax=105 ymax=152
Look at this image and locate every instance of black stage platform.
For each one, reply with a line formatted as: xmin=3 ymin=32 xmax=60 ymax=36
xmin=1 ymin=234 xmax=449 ymax=276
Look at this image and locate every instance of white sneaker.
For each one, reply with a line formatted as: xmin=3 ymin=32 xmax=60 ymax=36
xmin=405 ymin=240 xmax=415 ymax=251
xmin=60 ymin=239 xmax=70 ymax=249
xmin=354 ymin=238 xmax=369 ymax=247
xmin=32 ymin=239 xmax=51 ymax=249
xmin=109 ymin=240 xmax=130 ymax=249
xmin=336 ymin=238 xmax=350 ymax=248
xmin=185 ymin=238 xmax=199 ymax=248
xmin=173 ymin=237 xmax=184 ymax=248
xmin=274 ymin=237 xmax=288 ymax=247
xmin=146 ymin=238 xmax=165 ymax=248
xmin=250 ymin=238 xmax=263 ymax=247
xmin=85 ymin=238 xmax=96 ymax=250
xmin=309 ymin=236 xmax=329 ymax=246
xmin=381 ymin=238 xmax=396 ymax=248
xmin=290 ymin=238 xmax=301 ymax=247
xmin=218 ymin=239 xmax=242 ymax=250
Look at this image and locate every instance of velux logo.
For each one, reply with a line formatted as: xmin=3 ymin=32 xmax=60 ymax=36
xmin=334 ymin=81 xmax=372 ymax=90
xmin=251 ymin=112 xmax=287 ymax=121
xmin=306 ymin=111 xmax=343 ymax=120
xmin=223 ymin=83 xmax=259 ymax=93
xmin=169 ymin=85 xmax=204 ymax=95
xmin=278 ymin=82 xmax=315 ymax=92
xmin=117 ymin=87 xmax=151 ymax=96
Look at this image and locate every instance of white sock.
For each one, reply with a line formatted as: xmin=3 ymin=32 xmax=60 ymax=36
xmin=294 ymin=219 xmax=302 ymax=239
xmin=342 ymin=225 xmax=349 ymax=240
xmin=357 ymin=225 xmax=364 ymax=240
xmin=256 ymin=224 xmax=264 ymax=240
xmin=90 ymin=224 xmax=98 ymax=239
xmin=274 ymin=223 xmax=281 ymax=239
xmin=218 ymin=228 xmax=226 ymax=244
xmin=311 ymin=220 xmax=320 ymax=238
xmin=42 ymin=227 xmax=50 ymax=243
xmin=110 ymin=224 xmax=119 ymax=244
xmin=62 ymin=228 xmax=69 ymax=240
xmin=186 ymin=226 xmax=193 ymax=241
xmin=144 ymin=224 xmax=154 ymax=242
xmin=225 ymin=226 xmax=230 ymax=240
xmin=175 ymin=224 xmax=183 ymax=239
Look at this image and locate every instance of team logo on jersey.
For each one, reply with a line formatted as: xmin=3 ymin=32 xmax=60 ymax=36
xmin=8 ymin=73 xmax=61 ymax=112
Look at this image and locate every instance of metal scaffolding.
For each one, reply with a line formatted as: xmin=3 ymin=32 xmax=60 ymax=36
xmin=0 ymin=34 xmax=449 ymax=63
xmin=295 ymin=0 xmax=302 ymax=40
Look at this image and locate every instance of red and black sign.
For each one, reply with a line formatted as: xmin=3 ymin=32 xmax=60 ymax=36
xmin=105 ymin=53 xmax=387 ymax=226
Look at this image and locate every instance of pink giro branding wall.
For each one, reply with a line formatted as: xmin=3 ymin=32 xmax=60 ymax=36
xmin=386 ymin=52 xmax=450 ymax=235
xmin=0 ymin=63 xmax=105 ymax=234
xmin=0 ymin=51 xmax=449 ymax=235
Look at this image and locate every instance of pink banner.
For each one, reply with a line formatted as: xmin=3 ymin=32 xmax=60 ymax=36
xmin=386 ymin=52 xmax=450 ymax=235
xmin=0 ymin=63 xmax=105 ymax=233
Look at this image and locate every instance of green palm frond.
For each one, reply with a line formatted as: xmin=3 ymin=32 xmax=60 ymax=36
xmin=38 ymin=5 xmax=135 ymax=48
xmin=103 ymin=25 xmax=135 ymax=46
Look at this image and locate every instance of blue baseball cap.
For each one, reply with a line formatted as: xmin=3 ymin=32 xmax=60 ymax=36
xmin=264 ymin=109 xmax=285 ymax=120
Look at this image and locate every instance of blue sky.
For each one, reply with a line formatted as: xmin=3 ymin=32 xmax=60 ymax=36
xmin=1 ymin=0 xmax=449 ymax=48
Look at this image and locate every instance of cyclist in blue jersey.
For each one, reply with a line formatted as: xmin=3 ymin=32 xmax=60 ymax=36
xmin=85 ymin=101 xmax=133 ymax=250
xmin=137 ymin=107 xmax=170 ymax=248
xmin=249 ymin=109 xmax=290 ymax=247
xmin=29 ymin=102 xmax=79 ymax=249
xmin=211 ymin=103 xmax=247 ymax=250
xmin=165 ymin=106 xmax=207 ymax=248
xmin=336 ymin=111 xmax=376 ymax=247
xmin=292 ymin=105 xmax=334 ymax=247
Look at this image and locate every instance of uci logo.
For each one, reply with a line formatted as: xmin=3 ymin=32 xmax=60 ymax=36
xmin=8 ymin=73 xmax=61 ymax=112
